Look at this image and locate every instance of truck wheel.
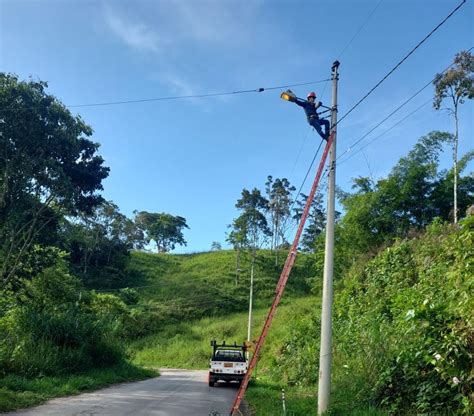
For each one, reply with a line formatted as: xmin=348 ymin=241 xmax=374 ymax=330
xmin=209 ymin=379 xmax=214 ymax=387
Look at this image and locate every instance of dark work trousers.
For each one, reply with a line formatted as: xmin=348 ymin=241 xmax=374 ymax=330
xmin=309 ymin=117 xmax=330 ymax=140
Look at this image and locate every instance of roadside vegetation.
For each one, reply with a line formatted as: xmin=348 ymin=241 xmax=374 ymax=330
xmin=1 ymin=51 xmax=472 ymax=414
xmin=125 ymin=219 xmax=472 ymax=415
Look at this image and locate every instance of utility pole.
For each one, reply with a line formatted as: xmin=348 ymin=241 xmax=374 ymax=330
xmin=247 ymin=254 xmax=255 ymax=347
xmin=318 ymin=60 xmax=339 ymax=415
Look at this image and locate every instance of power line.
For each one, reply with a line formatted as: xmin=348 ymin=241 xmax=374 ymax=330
xmin=127 ymin=294 xmax=270 ymax=312
xmin=289 ymin=126 xmax=311 ymax=177
xmin=301 ymin=1 xmax=467 ymax=225
xmin=335 ymin=49 xmax=473 ymax=164
xmin=130 ymin=294 xmax=246 ymax=308
xmin=94 ymin=274 xmax=237 ymax=293
xmin=93 ymin=263 xmax=282 ymax=293
xmin=319 ymin=0 xmax=385 ymax=101
xmin=337 ymin=98 xmax=432 ymax=167
xmin=337 ymin=81 xmax=434 ymax=161
xmin=278 ymin=137 xmax=326 ymax=243
xmin=129 ymin=298 xmax=240 ymax=312
xmin=336 ymin=0 xmax=467 ymax=126
xmin=0 ymin=79 xmax=330 ymax=114
xmin=66 ymin=79 xmax=330 ymax=109
xmin=291 ymin=138 xmax=325 ymax=213
xmin=282 ymin=0 xmax=386 ymax=242
xmin=94 ymin=274 xmax=258 ymax=293
xmin=283 ymin=0 xmax=465 ymax=239
xmin=337 ymin=0 xmax=385 ymax=59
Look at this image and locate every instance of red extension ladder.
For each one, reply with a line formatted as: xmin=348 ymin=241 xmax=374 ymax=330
xmin=230 ymin=131 xmax=335 ymax=415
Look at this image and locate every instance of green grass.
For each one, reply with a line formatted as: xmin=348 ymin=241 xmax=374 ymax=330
xmin=0 ymin=363 xmax=157 ymax=412
xmin=245 ymin=379 xmax=389 ymax=415
xmin=124 ymin=250 xmax=385 ymax=415
xmin=129 ymin=291 xmax=388 ymax=415
xmin=0 ymin=249 xmax=388 ymax=414
xmin=130 ymin=296 xmax=319 ymax=370
xmin=124 ymin=249 xmax=314 ymax=305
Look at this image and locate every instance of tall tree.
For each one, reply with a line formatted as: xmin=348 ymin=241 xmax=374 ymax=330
xmin=211 ymin=241 xmax=222 ymax=251
xmin=0 ymin=74 xmax=109 ymax=285
xmin=431 ymin=150 xmax=474 ymax=220
xmin=293 ymin=191 xmax=326 ymax=252
xmin=265 ymin=176 xmax=295 ymax=264
xmin=227 ymin=215 xmax=249 ymax=284
xmin=134 ymin=211 xmax=189 ymax=253
xmin=231 ymin=188 xmax=271 ymax=341
xmin=64 ymin=201 xmax=143 ymax=287
xmin=235 ymin=188 xmax=271 ymax=252
xmin=338 ymin=131 xmax=473 ymax=255
xmin=433 ymin=50 xmax=474 ymax=223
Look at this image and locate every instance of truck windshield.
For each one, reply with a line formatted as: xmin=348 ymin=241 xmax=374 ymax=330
xmin=214 ymin=349 xmax=246 ymax=362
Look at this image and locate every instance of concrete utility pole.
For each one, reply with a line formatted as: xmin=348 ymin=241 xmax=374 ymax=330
xmin=247 ymin=256 xmax=255 ymax=346
xmin=318 ymin=60 xmax=339 ymax=415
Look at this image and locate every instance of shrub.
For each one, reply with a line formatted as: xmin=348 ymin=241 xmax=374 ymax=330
xmin=333 ymin=220 xmax=473 ymax=414
xmin=270 ymin=313 xmax=321 ymax=386
xmin=0 ymin=262 xmax=125 ymax=377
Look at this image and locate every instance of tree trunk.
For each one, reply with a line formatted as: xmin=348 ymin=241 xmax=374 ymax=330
xmin=235 ymin=248 xmax=241 ymax=285
xmin=274 ymin=217 xmax=279 ymax=267
xmin=2 ymin=198 xmax=55 ymax=283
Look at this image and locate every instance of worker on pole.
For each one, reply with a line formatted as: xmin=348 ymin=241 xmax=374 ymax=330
xmin=293 ymin=91 xmax=330 ymax=140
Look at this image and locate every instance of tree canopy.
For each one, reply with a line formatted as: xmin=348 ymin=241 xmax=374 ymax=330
xmin=135 ymin=211 xmax=189 ymax=253
xmin=0 ymin=73 xmax=109 ymax=285
xmin=433 ymin=50 xmax=474 ymax=223
xmin=233 ymin=188 xmax=271 ymax=251
xmin=265 ymin=176 xmax=295 ymax=251
xmin=433 ymin=50 xmax=474 ymax=111
xmin=338 ymin=131 xmax=474 ymax=254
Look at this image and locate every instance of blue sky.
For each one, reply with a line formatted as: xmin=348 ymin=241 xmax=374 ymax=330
xmin=1 ymin=0 xmax=473 ymax=253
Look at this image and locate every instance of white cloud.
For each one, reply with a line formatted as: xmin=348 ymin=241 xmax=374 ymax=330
xmin=160 ymin=72 xmax=197 ymax=96
xmin=104 ymin=6 xmax=162 ymax=53
xmin=101 ymin=1 xmax=266 ymax=108
xmin=158 ymin=71 xmax=218 ymax=110
xmin=103 ymin=1 xmax=263 ymax=54
xmin=173 ymin=0 xmax=263 ymax=45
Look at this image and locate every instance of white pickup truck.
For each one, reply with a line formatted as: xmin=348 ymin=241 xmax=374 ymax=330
xmin=208 ymin=340 xmax=248 ymax=387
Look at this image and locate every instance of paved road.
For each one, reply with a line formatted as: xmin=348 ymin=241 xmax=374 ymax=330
xmin=5 ymin=369 xmax=239 ymax=416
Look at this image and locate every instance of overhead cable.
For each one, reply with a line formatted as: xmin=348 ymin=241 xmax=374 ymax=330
xmin=282 ymin=0 xmax=387 ymax=242
xmin=283 ymin=0 xmax=466 ymax=235
xmin=66 ymin=79 xmax=331 ymax=108
xmin=319 ymin=0 xmax=385 ymax=100
xmin=337 ymin=0 xmax=385 ymax=59
xmin=337 ymin=98 xmax=433 ymax=167
xmin=336 ymin=48 xmax=473 ymax=163
xmin=291 ymin=139 xmax=325 ymax=213
xmin=289 ymin=126 xmax=311 ymax=177
xmin=278 ymin=137 xmax=325 ymax=243
xmin=336 ymin=0 xmax=467 ymax=126
xmin=93 ymin=274 xmax=265 ymax=293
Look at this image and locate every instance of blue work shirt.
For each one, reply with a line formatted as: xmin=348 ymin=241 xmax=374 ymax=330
xmin=294 ymin=98 xmax=322 ymax=120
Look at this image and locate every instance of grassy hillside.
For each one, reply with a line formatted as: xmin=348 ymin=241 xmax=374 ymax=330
xmin=115 ymin=249 xmax=315 ymax=332
xmin=130 ymin=296 xmax=317 ymax=370
xmin=125 ymin=220 xmax=472 ymax=415
xmin=3 ymin=222 xmax=469 ymax=414
xmin=124 ymin=250 xmax=384 ymax=415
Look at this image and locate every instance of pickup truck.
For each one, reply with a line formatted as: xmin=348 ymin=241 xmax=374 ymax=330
xmin=208 ymin=340 xmax=248 ymax=387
